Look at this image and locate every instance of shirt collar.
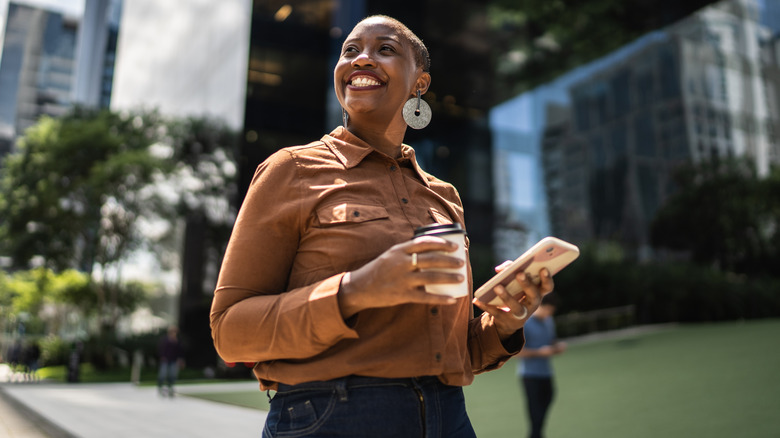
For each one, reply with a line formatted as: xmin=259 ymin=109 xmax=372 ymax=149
xmin=322 ymin=127 xmax=431 ymax=187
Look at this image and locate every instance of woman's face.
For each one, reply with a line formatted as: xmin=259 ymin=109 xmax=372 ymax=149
xmin=334 ymin=17 xmax=428 ymax=123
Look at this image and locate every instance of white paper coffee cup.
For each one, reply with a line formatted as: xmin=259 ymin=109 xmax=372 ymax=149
xmin=412 ymin=223 xmax=468 ymax=298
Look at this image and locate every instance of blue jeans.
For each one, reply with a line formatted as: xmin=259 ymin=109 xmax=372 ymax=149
xmin=263 ymin=376 xmax=477 ymax=438
xmin=157 ymin=360 xmax=179 ymax=389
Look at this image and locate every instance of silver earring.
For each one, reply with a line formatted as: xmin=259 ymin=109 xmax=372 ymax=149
xmin=403 ymin=90 xmax=431 ymax=129
xmin=342 ymin=108 xmax=349 ymax=127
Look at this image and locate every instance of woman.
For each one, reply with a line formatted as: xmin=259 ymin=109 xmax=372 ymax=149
xmin=210 ymin=15 xmax=553 ymax=437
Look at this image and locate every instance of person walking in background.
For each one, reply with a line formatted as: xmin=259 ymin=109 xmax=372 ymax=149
xmin=517 ymin=293 xmax=567 ymax=438
xmin=157 ymin=326 xmax=184 ymax=397
xmin=24 ymin=340 xmax=41 ymax=382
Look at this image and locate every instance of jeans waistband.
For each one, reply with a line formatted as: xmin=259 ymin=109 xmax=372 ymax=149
xmin=276 ymin=375 xmax=440 ymax=394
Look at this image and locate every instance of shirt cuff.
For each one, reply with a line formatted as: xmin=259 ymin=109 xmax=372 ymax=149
xmin=308 ymin=273 xmax=360 ymax=345
xmin=500 ymin=327 xmax=525 ymax=354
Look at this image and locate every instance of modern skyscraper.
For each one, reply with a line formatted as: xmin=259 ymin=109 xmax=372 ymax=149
xmin=0 ymin=0 xmax=119 ymax=156
xmin=72 ymin=0 xmax=121 ymax=108
xmin=0 ymin=3 xmax=77 ymax=154
xmin=492 ymin=0 xmax=780 ymax=260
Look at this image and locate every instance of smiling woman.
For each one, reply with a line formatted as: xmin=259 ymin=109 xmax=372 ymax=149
xmin=331 ymin=15 xmax=432 ymax=157
xmin=209 ymin=14 xmax=553 ymax=438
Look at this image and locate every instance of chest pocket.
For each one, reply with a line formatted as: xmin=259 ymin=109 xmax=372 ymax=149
xmin=316 ymin=202 xmax=390 ymax=225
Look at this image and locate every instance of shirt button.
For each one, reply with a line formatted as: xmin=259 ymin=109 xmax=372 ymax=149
xmin=430 ymin=307 xmax=438 ymax=315
xmin=435 ymin=353 xmax=442 ymax=361
xmin=401 ymin=198 xmax=409 ymax=204
xmin=389 ymin=165 xmax=397 ymax=171
xmin=353 ymin=211 xmax=360 ymax=217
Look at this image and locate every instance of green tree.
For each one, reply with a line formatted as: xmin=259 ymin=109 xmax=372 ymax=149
xmin=154 ymin=116 xmax=238 ymax=367
xmin=0 ymin=109 xmax=238 ymax=365
xmin=0 ymin=268 xmax=117 ymax=337
xmin=650 ymin=158 xmax=780 ymax=275
xmin=141 ymin=116 xmax=238 ymax=268
xmin=0 ymin=108 xmax=168 ymax=333
xmin=0 ymin=108 xmax=166 ymax=273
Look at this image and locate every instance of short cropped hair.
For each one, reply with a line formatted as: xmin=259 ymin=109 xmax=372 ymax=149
xmin=359 ymin=15 xmax=431 ymax=72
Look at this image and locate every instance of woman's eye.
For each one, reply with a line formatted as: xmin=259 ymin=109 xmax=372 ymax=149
xmin=380 ymin=45 xmax=395 ymax=52
xmin=343 ymin=46 xmax=358 ymax=54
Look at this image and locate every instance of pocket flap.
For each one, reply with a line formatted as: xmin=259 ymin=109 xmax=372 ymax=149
xmin=317 ymin=203 xmax=390 ymax=225
xmin=428 ymin=207 xmax=453 ymax=225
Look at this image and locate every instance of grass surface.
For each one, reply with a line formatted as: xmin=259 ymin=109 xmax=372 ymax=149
xmin=464 ymin=319 xmax=780 ymax=438
xmin=183 ymin=320 xmax=780 ymax=437
xmin=36 ymin=364 xmax=210 ymax=384
xmin=185 ymin=390 xmax=271 ymax=411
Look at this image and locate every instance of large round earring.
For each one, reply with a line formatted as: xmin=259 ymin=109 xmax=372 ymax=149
xmin=403 ymin=90 xmax=431 ymax=129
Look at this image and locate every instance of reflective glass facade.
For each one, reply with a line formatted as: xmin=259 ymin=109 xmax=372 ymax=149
xmin=510 ymin=0 xmax=780 ymax=257
xmin=242 ymin=0 xmax=779 ymax=270
xmin=0 ymin=0 xmax=120 ymax=156
xmin=0 ymin=3 xmax=77 ymax=154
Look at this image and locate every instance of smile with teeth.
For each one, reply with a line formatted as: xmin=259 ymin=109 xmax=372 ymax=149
xmin=350 ymin=76 xmax=383 ymax=87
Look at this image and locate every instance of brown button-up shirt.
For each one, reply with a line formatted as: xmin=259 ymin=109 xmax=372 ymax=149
xmin=210 ymin=127 xmax=522 ymax=390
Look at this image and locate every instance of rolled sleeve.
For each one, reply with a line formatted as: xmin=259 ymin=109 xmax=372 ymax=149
xmin=468 ymin=312 xmax=525 ymax=374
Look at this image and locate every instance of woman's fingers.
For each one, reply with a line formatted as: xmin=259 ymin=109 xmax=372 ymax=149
xmin=472 ymin=268 xmax=555 ymax=339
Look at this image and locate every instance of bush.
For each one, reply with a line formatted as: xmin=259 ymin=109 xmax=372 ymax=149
xmin=553 ymin=246 xmax=780 ymax=324
xmin=38 ymin=335 xmax=70 ymax=367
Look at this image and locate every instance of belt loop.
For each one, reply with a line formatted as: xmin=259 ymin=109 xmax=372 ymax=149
xmin=335 ymin=379 xmax=348 ymax=402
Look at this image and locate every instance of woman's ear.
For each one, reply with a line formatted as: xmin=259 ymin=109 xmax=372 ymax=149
xmin=414 ymin=72 xmax=431 ymax=95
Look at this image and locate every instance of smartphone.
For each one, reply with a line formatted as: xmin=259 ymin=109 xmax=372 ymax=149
xmin=474 ymin=236 xmax=580 ymax=306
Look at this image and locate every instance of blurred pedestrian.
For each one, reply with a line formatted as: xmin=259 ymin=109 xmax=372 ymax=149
xmin=517 ymin=293 xmax=567 ymax=438
xmin=67 ymin=341 xmax=83 ymax=383
xmin=8 ymin=341 xmax=22 ymax=370
xmin=8 ymin=341 xmax=23 ymax=382
xmin=24 ymin=340 xmax=41 ymax=382
xmin=157 ymin=326 xmax=184 ymax=397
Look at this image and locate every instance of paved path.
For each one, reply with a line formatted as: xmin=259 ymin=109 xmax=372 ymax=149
xmin=0 ymin=389 xmax=50 ymax=437
xmin=0 ymin=372 xmax=267 ymax=438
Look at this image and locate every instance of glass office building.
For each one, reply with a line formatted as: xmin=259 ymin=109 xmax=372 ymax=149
xmin=0 ymin=0 xmax=120 ymax=156
xmin=491 ymin=0 xmax=780 ymax=259
xmin=0 ymin=3 xmax=77 ymax=155
xmin=241 ymin=0 xmax=779 ymax=268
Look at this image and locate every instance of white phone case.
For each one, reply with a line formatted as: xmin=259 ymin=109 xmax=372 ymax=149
xmin=474 ymin=236 xmax=580 ymax=306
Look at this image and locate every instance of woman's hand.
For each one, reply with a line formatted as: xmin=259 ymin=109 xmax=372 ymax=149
xmin=338 ymin=236 xmax=464 ymax=318
xmin=472 ymin=263 xmax=554 ymax=340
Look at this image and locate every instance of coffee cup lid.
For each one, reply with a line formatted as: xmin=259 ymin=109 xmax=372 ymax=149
xmin=413 ymin=222 xmax=466 ymax=237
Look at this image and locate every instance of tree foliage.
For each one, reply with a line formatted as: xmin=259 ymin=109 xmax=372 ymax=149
xmin=0 ymin=267 xmax=144 ymax=337
xmin=552 ymin=243 xmax=780 ymax=327
xmin=0 ymin=108 xmax=238 ymax=341
xmin=0 ymin=108 xmax=168 ymax=273
xmin=650 ymin=158 xmax=780 ymax=275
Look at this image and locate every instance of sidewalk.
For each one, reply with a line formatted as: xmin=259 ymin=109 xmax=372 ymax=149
xmin=0 ymin=370 xmax=267 ymax=438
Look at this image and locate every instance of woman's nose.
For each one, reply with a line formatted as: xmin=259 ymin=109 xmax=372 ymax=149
xmin=351 ymin=52 xmax=375 ymax=68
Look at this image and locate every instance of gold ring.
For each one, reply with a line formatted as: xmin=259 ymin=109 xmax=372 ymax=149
xmin=411 ymin=253 xmax=419 ymax=271
xmin=511 ymin=307 xmax=528 ymax=320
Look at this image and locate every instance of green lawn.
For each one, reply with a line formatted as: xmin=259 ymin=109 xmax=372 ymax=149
xmin=464 ymin=319 xmax=780 ymax=438
xmin=36 ymin=363 xmax=211 ymax=384
xmin=185 ymin=389 xmax=271 ymax=411
xmin=185 ymin=320 xmax=780 ymax=437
